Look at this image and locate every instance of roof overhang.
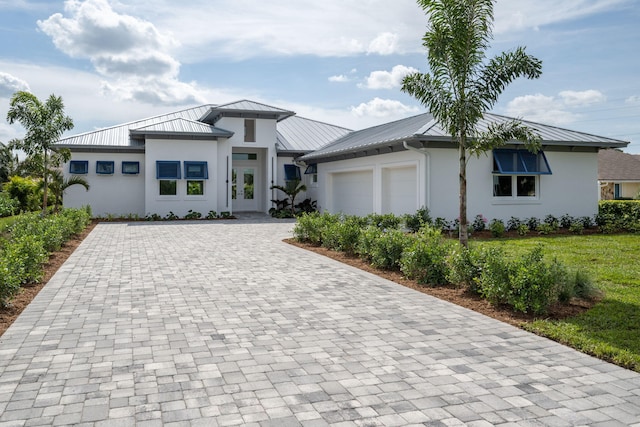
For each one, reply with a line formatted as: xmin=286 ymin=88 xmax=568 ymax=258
xmin=55 ymin=144 xmax=146 ymax=154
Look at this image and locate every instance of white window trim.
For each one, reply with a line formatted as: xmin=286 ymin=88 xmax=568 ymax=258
xmin=491 ymin=174 xmax=542 ymax=205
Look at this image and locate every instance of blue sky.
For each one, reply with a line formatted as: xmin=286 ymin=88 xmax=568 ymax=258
xmin=1 ymin=0 xmax=638 ymax=153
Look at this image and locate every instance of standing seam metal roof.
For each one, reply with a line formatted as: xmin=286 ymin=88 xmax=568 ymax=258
xmin=276 ymin=116 xmax=352 ymax=152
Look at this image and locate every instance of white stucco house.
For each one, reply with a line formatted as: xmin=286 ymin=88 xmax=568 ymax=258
xmin=57 ymin=99 xmax=628 ymax=221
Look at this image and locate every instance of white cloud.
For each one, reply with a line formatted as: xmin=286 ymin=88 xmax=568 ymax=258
xmin=625 ymin=95 xmax=640 ymax=105
xmin=360 ymin=65 xmax=419 ymax=90
xmin=506 ymin=93 xmax=580 ymax=125
xmin=329 ymin=75 xmax=350 ymax=83
xmin=367 ymin=32 xmax=399 ymax=55
xmin=37 ymin=0 xmax=201 ymax=105
xmin=0 ymin=72 xmax=30 ymax=98
xmin=494 ymin=0 xmax=630 ymax=33
xmin=558 ymin=89 xmax=606 ymax=106
xmin=351 ymin=97 xmax=420 ymax=118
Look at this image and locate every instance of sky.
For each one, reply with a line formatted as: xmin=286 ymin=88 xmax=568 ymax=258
xmin=0 ymin=0 xmax=639 ymax=153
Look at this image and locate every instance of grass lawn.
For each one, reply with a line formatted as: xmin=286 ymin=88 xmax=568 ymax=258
xmin=475 ymin=234 xmax=640 ymax=371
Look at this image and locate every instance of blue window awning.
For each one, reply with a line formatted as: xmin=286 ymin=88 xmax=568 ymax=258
xmin=304 ymin=164 xmax=317 ymax=175
xmin=156 ymin=161 xmax=181 ymax=179
xmin=184 ymin=161 xmax=208 ymax=179
xmin=284 ymin=164 xmax=301 ymax=181
xmin=493 ymin=149 xmax=552 ymax=175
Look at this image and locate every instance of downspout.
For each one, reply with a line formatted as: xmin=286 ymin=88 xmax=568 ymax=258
xmin=403 ymin=141 xmax=431 ymax=210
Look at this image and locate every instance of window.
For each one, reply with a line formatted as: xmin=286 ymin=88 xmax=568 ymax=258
xmin=184 ymin=161 xmax=208 ymax=179
xmin=304 ymin=164 xmax=318 ymax=184
xmin=159 ymin=180 xmax=177 ymax=196
xmin=492 ymin=149 xmax=551 ymax=175
xmin=122 ymin=161 xmax=140 ymax=174
xmin=96 ymin=161 xmax=114 ymax=175
xmin=493 ymin=175 xmax=538 ymax=198
xmin=187 ymin=180 xmax=204 ymax=196
xmin=244 ymin=119 xmax=256 ymax=142
xmin=69 ymin=160 xmax=88 ymax=174
xmin=156 ymin=161 xmax=181 ymax=179
xmin=284 ymin=164 xmax=301 ymax=181
xmin=232 ymin=153 xmax=257 ymax=161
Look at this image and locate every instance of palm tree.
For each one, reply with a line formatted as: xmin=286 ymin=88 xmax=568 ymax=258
xmin=402 ymin=0 xmax=542 ymax=247
xmin=6 ymin=91 xmax=74 ymax=215
xmin=271 ymin=180 xmax=307 ymax=217
xmin=0 ymin=141 xmax=20 ymax=184
xmin=45 ymin=169 xmax=90 ymax=213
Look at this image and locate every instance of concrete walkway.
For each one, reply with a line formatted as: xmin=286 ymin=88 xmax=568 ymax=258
xmin=1 ymin=218 xmax=639 ymax=426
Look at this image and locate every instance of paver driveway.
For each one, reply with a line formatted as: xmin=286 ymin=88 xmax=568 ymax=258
xmin=1 ymin=219 xmax=639 ymax=426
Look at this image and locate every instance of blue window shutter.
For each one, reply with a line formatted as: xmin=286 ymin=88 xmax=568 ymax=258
xmin=492 ymin=149 xmax=551 ymax=175
xmin=156 ymin=161 xmax=181 ymax=179
xmin=184 ymin=161 xmax=209 ymax=179
xmin=284 ymin=164 xmax=301 ymax=181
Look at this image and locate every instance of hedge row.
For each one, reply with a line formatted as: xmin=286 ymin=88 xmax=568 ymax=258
xmin=597 ymin=200 xmax=640 ymax=233
xmin=293 ymin=212 xmax=597 ymax=315
xmin=0 ymin=208 xmax=91 ymax=307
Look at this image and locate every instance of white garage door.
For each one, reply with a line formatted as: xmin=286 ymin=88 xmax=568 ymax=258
xmin=330 ymin=170 xmax=373 ymax=216
xmin=382 ymin=166 xmax=417 ymax=215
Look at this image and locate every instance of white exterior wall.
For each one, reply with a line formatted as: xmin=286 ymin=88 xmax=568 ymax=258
xmin=318 ymin=151 xmax=427 ymax=215
xmin=218 ymin=117 xmax=278 ymax=213
xmin=63 ymin=152 xmax=145 ymax=217
xmin=144 ymin=138 xmax=218 ymax=217
xmin=317 ymin=148 xmax=601 ymax=222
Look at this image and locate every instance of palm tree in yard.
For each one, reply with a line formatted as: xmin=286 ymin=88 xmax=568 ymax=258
xmin=45 ymin=169 xmax=90 ymax=213
xmin=6 ymin=91 xmax=73 ymax=215
xmin=402 ymin=0 xmax=543 ymax=247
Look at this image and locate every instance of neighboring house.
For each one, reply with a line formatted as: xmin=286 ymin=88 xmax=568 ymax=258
xmin=598 ymin=149 xmax=640 ymax=200
xmin=57 ymin=100 xmax=628 ymax=221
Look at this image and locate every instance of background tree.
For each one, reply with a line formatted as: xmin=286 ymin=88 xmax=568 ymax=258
xmin=6 ymin=91 xmax=73 ymax=215
xmin=402 ymin=0 xmax=543 ymax=247
xmin=0 ymin=141 xmax=20 ymax=184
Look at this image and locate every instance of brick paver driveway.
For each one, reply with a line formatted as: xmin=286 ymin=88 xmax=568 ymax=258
xmin=1 ymin=218 xmax=639 ymax=426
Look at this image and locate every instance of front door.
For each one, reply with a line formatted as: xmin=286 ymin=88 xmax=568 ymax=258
xmin=232 ymin=166 xmax=257 ymax=211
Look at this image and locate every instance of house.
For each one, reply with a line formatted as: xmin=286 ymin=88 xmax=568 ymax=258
xmin=57 ymin=100 xmax=628 ymax=221
xmin=598 ymin=149 xmax=640 ymax=200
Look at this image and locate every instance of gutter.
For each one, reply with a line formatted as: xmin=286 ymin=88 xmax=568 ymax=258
xmin=403 ymin=141 xmax=431 ymax=211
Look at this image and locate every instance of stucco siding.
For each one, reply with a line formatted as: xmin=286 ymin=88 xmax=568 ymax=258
xmin=144 ymin=138 xmax=218 ymax=217
xmin=63 ymin=152 xmax=145 ymax=217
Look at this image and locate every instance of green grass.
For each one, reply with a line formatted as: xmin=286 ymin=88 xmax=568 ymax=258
xmin=474 ymin=234 xmax=640 ymax=371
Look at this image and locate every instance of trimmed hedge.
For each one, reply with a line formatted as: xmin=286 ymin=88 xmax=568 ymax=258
xmin=597 ymin=200 xmax=640 ymax=233
xmin=0 ymin=208 xmax=91 ymax=307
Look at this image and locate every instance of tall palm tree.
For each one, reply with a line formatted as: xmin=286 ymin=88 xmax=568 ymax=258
xmin=45 ymin=169 xmax=90 ymax=213
xmin=402 ymin=0 xmax=542 ymax=247
xmin=6 ymin=92 xmax=73 ymax=215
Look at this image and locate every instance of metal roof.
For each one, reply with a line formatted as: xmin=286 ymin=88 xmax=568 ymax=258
xmin=276 ymin=116 xmax=352 ymax=153
xmin=300 ymin=112 xmax=629 ymax=162
xmin=130 ymin=118 xmax=234 ymax=138
xmin=199 ymin=100 xmax=295 ymax=124
xmin=56 ymin=105 xmax=215 ymax=148
xmin=598 ymin=149 xmax=640 ymax=181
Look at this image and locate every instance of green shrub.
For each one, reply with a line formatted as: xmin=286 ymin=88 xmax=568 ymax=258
xmin=4 ymin=176 xmax=41 ymax=212
xmin=206 ymin=210 xmax=217 ymax=219
xmin=560 ymin=214 xmax=574 ymax=229
xmin=185 ymin=210 xmax=202 ymax=219
xmin=293 ymin=212 xmax=340 ymax=245
xmin=517 ymin=223 xmax=530 ymax=236
xmin=446 ymin=245 xmax=494 ymax=293
xmin=598 ymin=200 xmax=640 ymax=232
xmin=357 ymin=225 xmax=382 ymax=261
xmin=472 ymin=214 xmax=487 ymax=232
xmin=544 ymin=215 xmax=559 ymax=229
xmin=536 ymin=223 xmax=555 ymax=235
xmin=477 ymin=246 xmax=570 ymax=315
xmin=404 ymin=207 xmax=432 ymax=233
xmin=322 ymin=215 xmax=364 ymax=255
xmin=507 ymin=216 xmax=522 ymax=231
xmin=0 ymin=192 xmax=18 ymax=217
xmin=361 ymin=228 xmax=412 ymax=270
xmin=400 ymin=227 xmax=450 ymax=285
xmin=365 ymin=213 xmax=401 ymax=230
xmin=569 ymin=221 xmax=584 ymax=235
xmin=2 ymin=233 xmax=47 ymax=286
xmin=526 ymin=217 xmax=540 ymax=230
xmin=489 ymin=219 xmax=506 ymax=237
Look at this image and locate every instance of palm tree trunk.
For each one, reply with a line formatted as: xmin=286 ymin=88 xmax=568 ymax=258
xmin=42 ymin=150 xmax=48 ymax=216
xmin=458 ymin=136 xmax=468 ymax=247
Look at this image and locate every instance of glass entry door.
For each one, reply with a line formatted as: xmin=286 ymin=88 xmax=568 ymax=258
xmin=232 ymin=166 xmax=257 ymax=211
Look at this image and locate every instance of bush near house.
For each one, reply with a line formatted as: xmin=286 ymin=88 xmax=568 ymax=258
xmin=293 ymin=209 xmax=590 ymax=315
xmin=0 ymin=207 xmax=91 ymax=307
xmin=597 ymin=200 xmax=640 ymax=233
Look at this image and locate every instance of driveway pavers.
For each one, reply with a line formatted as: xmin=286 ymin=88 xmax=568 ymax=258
xmin=1 ymin=217 xmax=639 ymax=426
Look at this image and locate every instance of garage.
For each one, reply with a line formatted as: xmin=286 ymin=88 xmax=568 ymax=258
xmin=330 ymin=170 xmax=374 ymax=216
xmin=382 ymin=165 xmax=418 ymax=215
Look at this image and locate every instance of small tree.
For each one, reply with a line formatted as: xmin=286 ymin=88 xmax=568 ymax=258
xmin=6 ymin=91 xmax=74 ymax=215
xmin=271 ymin=180 xmax=307 ymax=217
xmin=44 ymin=169 xmax=90 ymax=213
xmin=402 ymin=0 xmax=542 ymax=247
xmin=0 ymin=141 xmax=20 ymax=184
